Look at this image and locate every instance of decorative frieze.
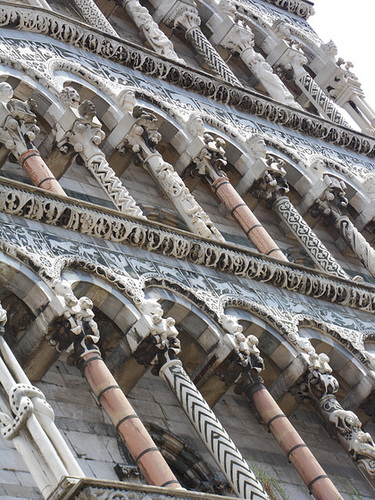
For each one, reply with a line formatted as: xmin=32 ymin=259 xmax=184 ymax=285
xmin=2 ymin=181 xmax=375 ymax=316
xmin=0 ymin=3 xmax=373 ymax=156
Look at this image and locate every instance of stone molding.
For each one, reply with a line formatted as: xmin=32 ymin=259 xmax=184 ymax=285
xmin=0 ymin=3 xmax=374 ymax=157
xmin=2 ymin=180 xmax=375 ymax=320
xmin=240 ymin=0 xmax=315 ymax=19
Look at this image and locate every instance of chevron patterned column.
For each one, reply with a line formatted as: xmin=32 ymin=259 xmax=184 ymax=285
xmin=159 ymin=359 xmax=269 ymax=500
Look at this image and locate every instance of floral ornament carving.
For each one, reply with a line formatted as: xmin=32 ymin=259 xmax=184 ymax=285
xmin=3 ymin=182 xmax=375 ymax=313
xmin=55 ymin=97 xmax=145 ymax=219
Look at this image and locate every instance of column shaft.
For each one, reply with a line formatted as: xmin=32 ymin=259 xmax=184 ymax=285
xmin=334 ymin=213 xmax=375 ymax=278
xmin=160 ymin=359 xmax=269 ymax=500
xmin=186 ymin=28 xmax=242 ymax=87
xmin=19 ymin=149 xmax=66 ymax=197
xmin=81 ymin=352 xmax=181 ymax=489
xmin=212 ymin=176 xmax=287 ymax=261
xmin=273 ymin=196 xmax=348 ymax=278
xmin=249 ymin=384 xmax=343 ymax=500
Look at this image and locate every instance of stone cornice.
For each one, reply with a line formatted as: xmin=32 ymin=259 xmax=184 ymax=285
xmin=1 ymin=178 xmax=375 ymax=314
xmin=239 ymin=0 xmax=315 ymax=19
xmin=49 ymin=476 xmax=234 ymax=500
xmin=1 ymin=2 xmax=374 ymax=158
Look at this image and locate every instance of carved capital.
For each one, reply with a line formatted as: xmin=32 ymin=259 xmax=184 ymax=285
xmin=189 ymin=133 xmax=227 ymax=184
xmin=0 ymin=83 xmax=40 ymax=159
xmin=250 ymin=155 xmax=288 ymax=203
xmin=311 ymin=175 xmax=348 ymax=221
xmin=221 ymin=24 xmax=254 ymax=55
xmin=49 ymin=285 xmax=100 ymax=362
xmin=171 ymin=4 xmax=201 ymax=33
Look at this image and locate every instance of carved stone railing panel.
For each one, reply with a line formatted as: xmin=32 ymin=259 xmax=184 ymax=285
xmin=48 ymin=477 xmax=235 ymax=500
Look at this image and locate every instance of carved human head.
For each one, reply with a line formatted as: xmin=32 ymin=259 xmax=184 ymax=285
xmin=118 ymin=88 xmax=137 ymax=112
xmin=78 ymin=99 xmax=97 ymax=121
xmin=187 ymin=112 xmax=206 ymax=137
xmin=0 ymin=82 xmax=14 ymax=103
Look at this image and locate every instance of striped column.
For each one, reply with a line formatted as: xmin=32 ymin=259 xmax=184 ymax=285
xmin=19 ymin=149 xmax=66 ymax=197
xmin=79 ymin=351 xmax=181 ymax=489
xmin=244 ymin=377 xmax=343 ymax=500
xmin=212 ymin=176 xmax=288 ymax=261
xmin=159 ymin=359 xmax=269 ymax=500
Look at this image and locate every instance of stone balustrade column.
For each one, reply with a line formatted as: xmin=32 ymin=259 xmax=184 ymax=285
xmin=220 ymin=24 xmax=298 ymax=108
xmin=296 ymin=361 xmax=375 ymax=487
xmin=0 ymin=82 xmax=66 ymax=197
xmin=55 ymin=95 xmax=145 ymax=219
xmin=159 ymin=358 xmax=269 ymax=500
xmin=118 ymin=105 xmax=224 ymax=241
xmin=312 ymin=175 xmax=375 ymax=279
xmin=0 ymin=303 xmax=84 ymax=499
xmin=250 ymin=169 xmax=349 ymax=278
xmin=50 ymin=289 xmax=181 ymax=490
xmin=74 ymin=0 xmax=119 ymax=37
xmin=213 ymin=176 xmax=287 ymax=260
xmin=167 ymin=1 xmax=242 ymax=87
xmin=122 ymin=0 xmax=184 ymax=63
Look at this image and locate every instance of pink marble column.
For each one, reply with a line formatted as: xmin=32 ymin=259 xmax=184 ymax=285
xmin=212 ymin=176 xmax=288 ymax=261
xmin=248 ymin=382 xmax=343 ymax=500
xmin=81 ymin=351 xmax=181 ymax=489
xmin=19 ymin=149 xmax=66 ymax=196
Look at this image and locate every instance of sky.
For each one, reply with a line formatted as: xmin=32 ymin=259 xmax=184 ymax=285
xmin=309 ymin=0 xmax=375 ymax=111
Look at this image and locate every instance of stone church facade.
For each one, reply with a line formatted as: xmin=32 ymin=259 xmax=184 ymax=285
xmin=0 ymin=1 xmax=374 ymax=499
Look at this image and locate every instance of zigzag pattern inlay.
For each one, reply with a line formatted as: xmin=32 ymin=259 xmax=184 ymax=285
xmin=299 ymin=74 xmax=349 ymax=127
xmin=162 ymin=361 xmax=269 ymax=500
xmin=188 ymin=28 xmax=242 ymax=88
